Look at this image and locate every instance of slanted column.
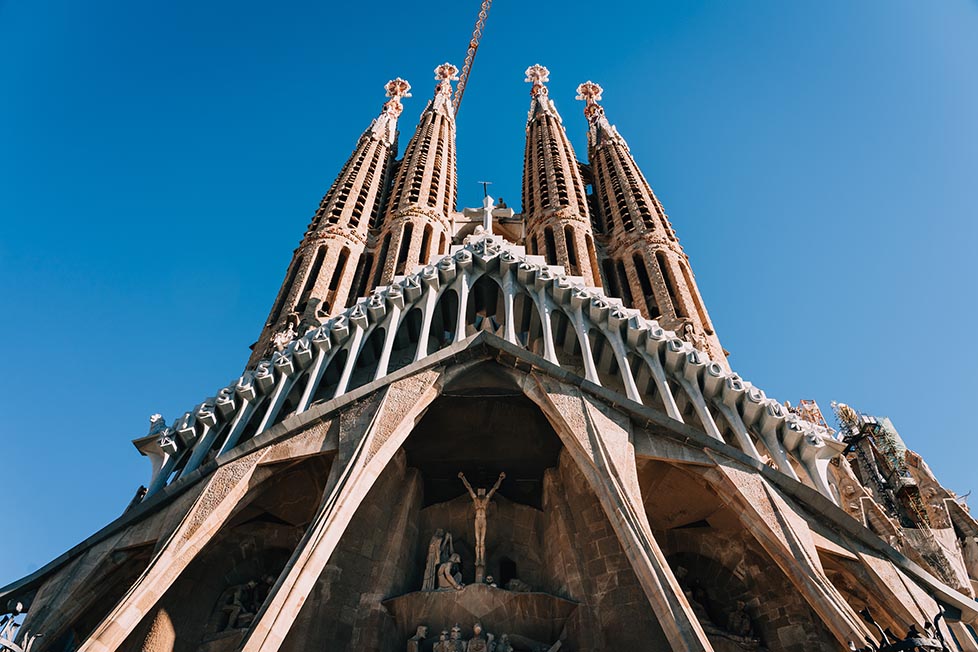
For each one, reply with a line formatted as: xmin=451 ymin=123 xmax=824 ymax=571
xmin=691 ymin=457 xmax=875 ymax=647
xmin=524 ymin=374 xmax=715 ymax=652
xmin=239 ymin=372 xmax=441 ymax=652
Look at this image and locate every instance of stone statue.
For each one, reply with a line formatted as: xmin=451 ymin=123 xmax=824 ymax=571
xmin=466 ymin=622 xmax=495 ymax=652
xmin=505 ymin=578 xmax=531 ymax=592
xmin=221 ymin=580 xmax=258 ymax=630
xmin=271 ymin=323 xmax=296 ymax=352
xmin=423 ymin=528 xmax=454 ymax=590
xmin=406 ymin=625 xmax=428 ymax=652
xmin=437 ymin=553 xmax=464 ymax=591
xmin=449 ymin=624 xmax=465 ymax=652
xmin=458 ymin=471 xmax=505 ymax=581
xmin=433 ymin=630 xmax=450 ymax=652
xmin=495 ymin=634 xmax=514 ymax=652
xmin=148 ymin=414 xmax=167 ymax=436
xmin=727 ymin=601 xmax=754 ymax=638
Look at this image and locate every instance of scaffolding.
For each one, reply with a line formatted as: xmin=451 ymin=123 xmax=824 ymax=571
xmin=830 ymin=402 xmax=930 ymax=528
xmin=787 ymin=399 xmax=832 ymax=431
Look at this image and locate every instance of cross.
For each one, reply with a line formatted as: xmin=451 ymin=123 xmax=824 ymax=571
xmin=462 ymin=181 xmax=496 ymax=235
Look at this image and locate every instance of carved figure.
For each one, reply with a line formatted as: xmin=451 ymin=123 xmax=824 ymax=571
xmin=449 ymin=624 xmax=465 ymax=652
xmin=505 ymin=578 xmax=531 ymax=592
xmin=221 ymin=580 xmax=257 ymax=630
xmin=483 ymin=574 xmax=497 ymax=588
xmin=726 ymin=601 xmax=754 ymax=638
xmin=495 ymin=634 xmax=514 ymax=652
xmin=406 ymin=625 xmax=428 ymax=652
xmin=458 ymin=471 xmax=505 ymax=580
xmin=466 ymin=622 xmax=493 ymax=652
xmin=271 ymin=323 xmax=296 ymax=352
xmin=433 ymin=631 xmax=450 ymax=652
xmin=423 ymin=528 xmax=454 ymax=590
xmin=437 ymin=553 xmax=464 ymax=591
xmin=148 ymin=414 xmax=167 ymax=436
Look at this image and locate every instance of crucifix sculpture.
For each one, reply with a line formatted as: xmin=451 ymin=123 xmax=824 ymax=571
xmin=458 ymin=471 xmax=505 ymax=582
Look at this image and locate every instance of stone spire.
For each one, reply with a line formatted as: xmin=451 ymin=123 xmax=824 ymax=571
xmin=577 ymin=81 xmax=726 ymax=367
xmin=521 ymin=65 xmax=600 ymax=285
xmin=246 ymin=79 xmax=410 ymax=368
xmin=367 ymin=63 xmax=460 ymax=288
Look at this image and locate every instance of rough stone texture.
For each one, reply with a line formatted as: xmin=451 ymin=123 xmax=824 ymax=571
xmin=662 ymin=532 xmax=836 ymax=652
xmin=542 ymin=452 xmax=670 ymax=650
xmin=278 ymin=452 xmax=422 ymax=652
xmin=138 ymin=609 xmax=174 ymax=652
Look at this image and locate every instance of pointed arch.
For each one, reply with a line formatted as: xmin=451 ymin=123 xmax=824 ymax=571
xmin=465 ymin=275 xmax=506 ymax=338
xmin=296 ymin=246 xmax=327 ymax=314
xmin=395 ymin=222 xmax=414 ymax=275
xmin=389 ymin=308 xmax=423 ymax=375
xmin=564 ymin=226 xmax=580 ymax=275
xmin=420 ymin=224 xmax=433 ymax=265
xmin=428 ymin=288 xmax=459 ymax=353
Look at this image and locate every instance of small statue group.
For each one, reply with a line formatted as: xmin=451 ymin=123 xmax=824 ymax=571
xmin=218 ymin=575 xmax=275 ymax=631
xmin=674 ymin=566 xmax=761 ymax=648
xmin=423 ymin=528 xmax=465 ymax=591
xmin=411 ymin=623 xmax=514 ymax=652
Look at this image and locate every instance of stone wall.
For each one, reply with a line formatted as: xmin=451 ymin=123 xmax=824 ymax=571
xmin=660 ymin=529 xmax=837 ymax=652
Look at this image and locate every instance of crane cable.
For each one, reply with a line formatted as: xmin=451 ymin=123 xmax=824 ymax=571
xmin=454 ymin=0 xmax=493 ymax=117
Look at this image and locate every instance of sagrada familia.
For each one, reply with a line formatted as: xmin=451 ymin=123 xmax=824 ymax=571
xmin=1 ymin=62 xmax=976 ymax=652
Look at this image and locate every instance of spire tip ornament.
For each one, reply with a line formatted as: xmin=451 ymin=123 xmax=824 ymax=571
xmin=576 ymin=80 xmax=604 ymax=119
xmin=382 ymin=78 xmax=411 ymax=118
xmin=524 ymin=64 xmax=550 ymax=96
xmin=433 ymin=63 xmax=460 ymax=101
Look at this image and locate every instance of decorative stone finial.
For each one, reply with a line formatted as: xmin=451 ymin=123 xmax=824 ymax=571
xmin=524 ymin=64 xmax=550 ymax=96
xmin=382 ymin=78 xmax=411 ymax=117
xmin=434 ymin=63 xmax=459 ymax=96
xmin=576 ymin=80 xmax=604 ymax=118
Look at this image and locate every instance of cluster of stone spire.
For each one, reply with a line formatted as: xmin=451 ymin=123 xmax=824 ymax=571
xmin=248 ymin=63 xmax=725 ymax=368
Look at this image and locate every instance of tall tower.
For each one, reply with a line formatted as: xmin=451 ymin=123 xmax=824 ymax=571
xmin=521 ymin=64 xmax=600 ymax=286
xmin=576 ymin=81 xmax=726 ymax=366
xmin=367 ymin=63 xmax=459 ymax=288
xmin=246 ymin=79 xmax=410 ymax=368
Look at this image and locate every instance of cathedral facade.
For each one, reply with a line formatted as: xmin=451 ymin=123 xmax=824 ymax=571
xmin=1 ymin=64 xmax=976 ymax=652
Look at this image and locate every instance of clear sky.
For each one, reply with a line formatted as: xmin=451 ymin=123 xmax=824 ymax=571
xmin=1 ymin=0 xmax=976 ymax=586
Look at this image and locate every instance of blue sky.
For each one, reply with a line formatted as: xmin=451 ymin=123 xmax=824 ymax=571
xmin=1 ymin=0 xmax=976 ymax=585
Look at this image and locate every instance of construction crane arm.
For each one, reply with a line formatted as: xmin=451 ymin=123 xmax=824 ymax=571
xmin=454 ymin=0 xmax=492 ymax=117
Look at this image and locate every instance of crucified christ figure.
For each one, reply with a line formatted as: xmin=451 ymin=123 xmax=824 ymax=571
xmin=458 ymin=471 xmax=505 ymax=581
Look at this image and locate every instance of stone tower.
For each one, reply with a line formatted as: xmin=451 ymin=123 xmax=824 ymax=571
xmin=4 ymin=64 xmax=978 ymax=652
xmin=367 ymin=63 xmax=459 ymax=289
xmin=576 ymin=81 xmax=725 ymax=367
xmin=522 ymin=64 xmax=600 ymax=286
xmin=247 ymin=79 xmax=409 ymax=368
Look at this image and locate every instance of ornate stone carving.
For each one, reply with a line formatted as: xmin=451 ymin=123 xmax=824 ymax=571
xmin=423 ymin=529 xmax=455 ymax=591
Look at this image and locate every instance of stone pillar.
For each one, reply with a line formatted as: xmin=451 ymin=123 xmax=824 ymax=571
xmin=692 ymin=458 xmax=875 ymax=647
xmin=524 ymin=373 xmax=716 ymax=652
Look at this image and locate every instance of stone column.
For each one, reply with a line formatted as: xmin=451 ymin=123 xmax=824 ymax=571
xmin=524 ymin=373 xmax=715 ymax=652
xmin=692 ymin=458 xmax=875 ymax=647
